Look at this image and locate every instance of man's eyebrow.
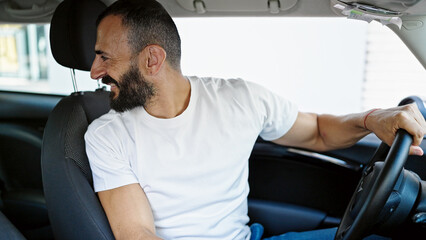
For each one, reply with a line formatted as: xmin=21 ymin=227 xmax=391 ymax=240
xmin=95 ymin=50 xmax=106 ymax=55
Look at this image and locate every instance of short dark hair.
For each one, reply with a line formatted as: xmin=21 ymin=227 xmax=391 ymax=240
xmin=97 ymin=0 xmax=181 ymax=70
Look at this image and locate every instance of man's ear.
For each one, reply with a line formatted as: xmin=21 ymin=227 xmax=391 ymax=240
xmin=140 ymin=45 xmax=166 ymax=76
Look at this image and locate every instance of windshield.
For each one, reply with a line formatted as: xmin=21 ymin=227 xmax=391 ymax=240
xmin=0 ymin=18 xmax=424 ymax=115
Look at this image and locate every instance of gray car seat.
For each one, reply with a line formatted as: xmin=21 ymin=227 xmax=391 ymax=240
xmin=41 ymin=0 xmax=114 ymax=239
xmin=0 ymin=210 xmax=26 ymax=240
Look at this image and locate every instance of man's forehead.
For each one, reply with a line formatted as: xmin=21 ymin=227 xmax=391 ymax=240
xmin=95 ymin=15 xmax=129 ymax=52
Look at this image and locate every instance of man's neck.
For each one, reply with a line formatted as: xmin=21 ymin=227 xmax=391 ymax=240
xmin=144 ymin=72 xmax=191 ymax=119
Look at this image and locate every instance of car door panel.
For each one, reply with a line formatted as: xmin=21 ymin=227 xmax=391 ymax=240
xmin=0 ymin=91 xmax=60 ymax=119
xmin=248 ymin=134 xmax=426 ymax=236
xmin=0 ymin=91 xmax=61 ymax=240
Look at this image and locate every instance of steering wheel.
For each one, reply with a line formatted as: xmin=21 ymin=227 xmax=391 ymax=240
xmin=335 ymin=129 xmax=413 ymax=240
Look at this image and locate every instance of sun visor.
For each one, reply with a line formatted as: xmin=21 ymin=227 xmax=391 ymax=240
xmin=329 ymin=0 xmax=426 ymax=28
xmin=331 ymin=0 xmax=424 ymax=16
xmin=4 ymin=0 xmax=59 ymax=19
xmin=50 ymin=0 xmax=106 ymax=71
xmin=176 ymin=0 xmax=298 ymax=14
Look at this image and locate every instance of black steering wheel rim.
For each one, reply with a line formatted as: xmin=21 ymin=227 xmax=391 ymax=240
xmin=335 ymin=129 xmax=413 ymax=240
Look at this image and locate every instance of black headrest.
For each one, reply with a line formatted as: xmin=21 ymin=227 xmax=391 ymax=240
xmin=50 ymin=0 xmax=107 ymax=71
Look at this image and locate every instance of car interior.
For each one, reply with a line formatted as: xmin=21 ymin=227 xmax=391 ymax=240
xmin=1 ymin=0 xmax=426 ymax=239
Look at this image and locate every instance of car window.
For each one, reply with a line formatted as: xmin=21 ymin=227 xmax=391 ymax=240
xmin=0 ymin=18 xmax=424 ymax=114
xmin=363 ymin=22 xmax=426 ymax=110
xmin=0 ymin=24 xmax=97 ymax=95
xmin=176 ymin=17 xmax=367 ymax=115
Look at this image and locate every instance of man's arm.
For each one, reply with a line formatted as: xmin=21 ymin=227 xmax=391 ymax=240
xmin=98 ymin=183 xmax=162 ymax=240
xmin=273 ymin=103 xmax=426 ymax=155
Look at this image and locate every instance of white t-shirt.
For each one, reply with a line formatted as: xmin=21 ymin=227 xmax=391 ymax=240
xmin=85 ymin=76 xmax=298 ymax=240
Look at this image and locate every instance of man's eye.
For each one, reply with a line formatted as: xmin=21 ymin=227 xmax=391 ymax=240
xmin=101 ymin=56 xmax=108 ymax=61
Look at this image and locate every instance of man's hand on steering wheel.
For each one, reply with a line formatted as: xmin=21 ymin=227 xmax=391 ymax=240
xmin=364 ymin=103 xmax=426 ymax=156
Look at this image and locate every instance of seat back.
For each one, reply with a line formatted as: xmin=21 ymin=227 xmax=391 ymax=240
xmin=42 ymin=91 xmax=113 ymax=240
xmin=41 ymin=0 xmax=114 ymax=239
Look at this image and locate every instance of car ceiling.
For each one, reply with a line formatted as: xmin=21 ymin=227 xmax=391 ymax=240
xmin=1 ymin=0 xmax=426 ymax=23
xmin=1 ymin=0 xmax=426 ymax=68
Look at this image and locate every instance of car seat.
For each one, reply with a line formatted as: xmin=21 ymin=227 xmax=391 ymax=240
xmin=0 ymin=210 xmax=26 ymax=240
xmin=41 ymin=0 xmax=114 ymax=239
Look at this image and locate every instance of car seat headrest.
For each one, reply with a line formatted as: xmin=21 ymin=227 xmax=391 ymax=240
xmin=50 ymin=0 xmax=106 ymax=71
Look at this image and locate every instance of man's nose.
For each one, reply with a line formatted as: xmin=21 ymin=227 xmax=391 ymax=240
xmin=90 ymin=55 xmax=105 ymax=80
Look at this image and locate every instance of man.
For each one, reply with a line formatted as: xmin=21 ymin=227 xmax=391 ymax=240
xmin=85 ymin=0 xmax=426 ymax=239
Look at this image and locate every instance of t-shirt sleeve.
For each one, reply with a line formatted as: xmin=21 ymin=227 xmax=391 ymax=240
xmin=247 ymin=82 xmax=298 ymax=141
xmin=85 ymin=121 xmax=138 ymax=192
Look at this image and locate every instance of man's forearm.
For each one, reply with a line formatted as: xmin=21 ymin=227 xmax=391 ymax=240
xmin=316 ymin=111 xmax=371 ymax=151
xmin=272 ymin=111 xmax=370 ymax=152
xmin=317 ymin=104 xmax=426 ymax=155
xmin=274 ymin=104 xmax=425 ymax=155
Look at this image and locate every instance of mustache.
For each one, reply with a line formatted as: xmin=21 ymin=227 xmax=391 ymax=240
xmin=101 ymin=75 xmax=120 ymax=87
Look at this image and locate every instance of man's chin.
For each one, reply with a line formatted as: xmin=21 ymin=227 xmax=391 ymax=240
xmin=109 ymin=96 xmax=144 ymax=113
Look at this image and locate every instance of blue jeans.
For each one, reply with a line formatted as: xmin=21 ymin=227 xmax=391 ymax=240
xmin=250 ymin=223 xmax=390 ymax=240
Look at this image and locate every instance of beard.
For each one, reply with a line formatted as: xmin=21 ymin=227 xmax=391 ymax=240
xmin=102 ymin=65 xmax=156 ymax=113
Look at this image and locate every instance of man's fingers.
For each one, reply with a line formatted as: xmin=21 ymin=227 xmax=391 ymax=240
xmin=380 ymin=136 xmax=424 ymax=156
xmin=394 ymin=104 xmax=426 ymax=147
xmin=380 ymin=134 xmax=395 ymax=150
xmin=409 ymin=145 xmax=424 ymax=156
xmin=409 ymin=104 xmax=426 ymax=127
xmin=407 ymin=103 xmax=426 ymax=134
xmin=369 ymin=103 xmax=426 ymax=156
xmin=396 ymin=105 xmax=425 ymax=155
xmin=399 ymin=116 xmax=424 ymax=146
